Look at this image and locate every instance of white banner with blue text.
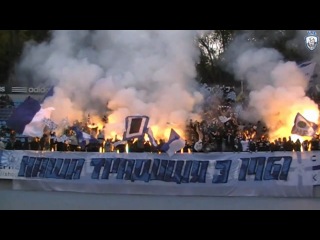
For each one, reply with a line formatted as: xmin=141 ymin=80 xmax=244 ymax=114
xmin=1 ymin=150 xmax=320 ymax=197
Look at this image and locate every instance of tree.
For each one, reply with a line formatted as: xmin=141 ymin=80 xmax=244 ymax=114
xmin=196 ymin=30 xmax=307 ymax=86
xmin=0 ymin=30 xmax=50 ymax=84
xmin=233 ymin=30 xmax=306 ymax=62
xmin=196 ymin=30 xmax=236 ymax=85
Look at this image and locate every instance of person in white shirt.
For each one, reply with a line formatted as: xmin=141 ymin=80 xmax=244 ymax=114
xmin=240 ymin=137 xmax=249 ymax=152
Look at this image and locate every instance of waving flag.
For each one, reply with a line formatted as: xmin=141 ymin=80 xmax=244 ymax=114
xmin=147 ymin=127 xmax=158 ymax=147
xmin=42 ymin=118 xmax=58 ymax=131
xmin=123 ymin=115 xmax=149 ymax=140
xmin=6 ymin=96 xmax=54 ymax=137
xmin=41 ymin=86 xmax=54 ymax=104
xmin=291 ymin=113 xmax=318 ymax=137
xmin=161 ymin=129 xmax=185 ymax=157
xmin=71 ymin=126 xmax=98 ymax=148
xmin=56 ymin=134 xmax=69 ymax=143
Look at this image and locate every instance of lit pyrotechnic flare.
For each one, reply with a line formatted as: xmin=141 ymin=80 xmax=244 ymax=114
xmin=268 ymin=106 xmax=319 ymax=143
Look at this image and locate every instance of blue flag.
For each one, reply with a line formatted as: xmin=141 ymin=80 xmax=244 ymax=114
xmin=161 ymin=129 xmax=185 ymax=157
xmin=6 ymin=96 xmax=54 ymax=137
xmin=71 ymin=126 xmax=98 ymax=148
xmin=41 ymin=86 xmax=55 ymax=104
xmin=123 ymin=115 xmax=149 ymax=140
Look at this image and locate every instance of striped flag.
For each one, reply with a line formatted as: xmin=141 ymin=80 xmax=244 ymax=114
xmin=6 ymin=96 xmax=55 ymax=137
xmin=147 ymin=127 xmax=158 ymax=147
xmin=161 ymin=129 xmax=185 ymax=157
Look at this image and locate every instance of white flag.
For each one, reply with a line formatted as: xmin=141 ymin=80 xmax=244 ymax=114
xmin=291 ymin=113 xmax=318 ymax=137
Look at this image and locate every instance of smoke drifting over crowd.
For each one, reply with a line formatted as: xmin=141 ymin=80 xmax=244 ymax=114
xmin=16 ymin=30 xmax=320 ymax=142
xmin=224 ymin=33 xmax=319 ymax=141
xmin=16 ymin=30 xmax=204 ymax=139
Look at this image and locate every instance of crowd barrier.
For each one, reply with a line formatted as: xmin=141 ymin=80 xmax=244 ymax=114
xmin=1 ymin=150 xmax=320 ymax=197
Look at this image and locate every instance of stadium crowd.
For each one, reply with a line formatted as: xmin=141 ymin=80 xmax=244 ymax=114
xmin=0 ymin=84 xmax=319 ymax=153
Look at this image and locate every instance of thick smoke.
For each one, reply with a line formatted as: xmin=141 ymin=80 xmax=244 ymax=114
xmin=224 ymin=33 xmax=319 ymax=141
xmin=16 ymin=30 xmax=204 ymax=139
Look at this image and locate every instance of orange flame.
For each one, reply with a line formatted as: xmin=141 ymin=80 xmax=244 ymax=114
xmin=270 ymin=108 xmax=319 ymax=143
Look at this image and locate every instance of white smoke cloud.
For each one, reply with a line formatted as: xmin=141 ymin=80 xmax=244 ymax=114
xmin=16 ymin=30 xmax=204 ymax=139
xmin=224 ymin=34 xmax=319 ymax=141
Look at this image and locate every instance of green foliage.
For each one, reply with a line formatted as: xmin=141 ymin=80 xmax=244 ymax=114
xmin=197 ymin=30 xmax=236 ymax=85
xmin=0 ymin=30 xmax=309 ymax=87
xmin=196 ymin=30 xmax=306 ymax=86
